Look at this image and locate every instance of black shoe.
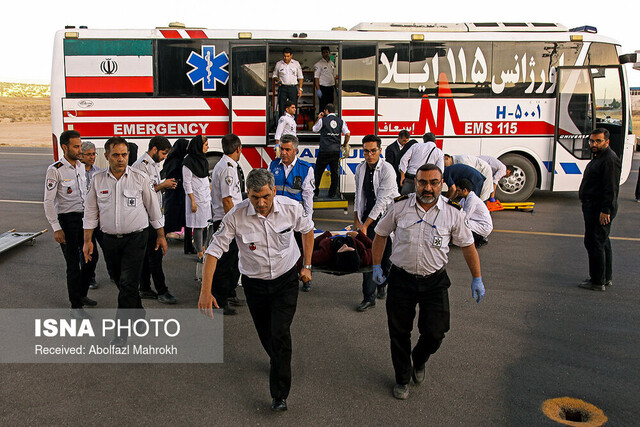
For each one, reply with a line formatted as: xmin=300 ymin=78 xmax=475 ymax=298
xmin=271 ymin=399 xmax=287 ymax=411
xmin=139 ymin=289 xmax=158 ymax=299
xmin=158 ymin=292 xmax=177 ymax=304
xmin=110 ymin=336 xmax=127 ymax=347
xmin=392 ymin=384 xmax=409 ymax=400
xmin=222 ymin=303 xmax=237 ymax=315
xmin=81 ymin=297 xmax=97 ymax=307
xmin=69 ymin=308 xmax=91 ymax=320
xmin=357 ymin=300 xmax=376 ymax=312
xmin=227 ymin=296 xmax=246 ymax=306
xmin=376 ymin=285 xmax=387 ymax=300
xmin=578 ymin=280 xmax=605 ymax=291
xmin=302 ymin=281 xmax=312 ymax=292
xmin=412 ymin=364 xmax=426 ymax=385
xmin=89 ymin=279 xmax=99 ymax=289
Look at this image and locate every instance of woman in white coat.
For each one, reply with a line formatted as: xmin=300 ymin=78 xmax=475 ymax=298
xmin=182 ymin=135 xmax=211 ymax=260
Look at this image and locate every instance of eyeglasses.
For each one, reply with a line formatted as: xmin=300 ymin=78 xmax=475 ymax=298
xmin=416 ymin=179 xmax=442 ymax=187
xmin=589 ymin=138 xmax=605 ymax=144
xmin=363 ymin=149 xmax=379 ymax=155
xmin=83 ymin=152 xmax=96 ymax=156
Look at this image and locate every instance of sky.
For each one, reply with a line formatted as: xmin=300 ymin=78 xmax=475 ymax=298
xmin=2 ymin=0 xmax=639 ymax=86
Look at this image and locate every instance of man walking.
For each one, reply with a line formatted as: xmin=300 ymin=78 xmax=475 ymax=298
xmin=578 ymin=128 xmax=621 ymax=291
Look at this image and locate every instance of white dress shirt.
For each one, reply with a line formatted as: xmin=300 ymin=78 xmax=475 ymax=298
xmin=182 ymin=166 xmax=212 ymax=228
xmin=354 ymin=160 xmax=399 ymax=221
xmin=272 ymin=59 xmax=304 ymax=85
xmin=453 ymin=155 xmax=494 ymax=200
xmin=399 ymin=142 xmax=445 ymax=175
xmin=132 ymin=152 xmax=164 ymax=223
xmin=44 ymin=156 xmax=87 ymax=232
xmin=313 ymin=58 xmax=336 ymax=87
xmin=478 ymin=155 xmax=508 ymax=184
xmin=205 ymin=195 xmax=314 ymax=280
xmin=211 ymin=154 xmax=243 ymax=222
xmin=375 ymin=194 xmax=474 ymax=276
xmin=84 ymin=165 xmax=102 ymax=192
xmin=460 ymin=191 xmax=493 ymax=238
xmin=275 ymin=112 xmax=297 ymax=141
xmin=83 ymin=166 xmax=163 ymax=234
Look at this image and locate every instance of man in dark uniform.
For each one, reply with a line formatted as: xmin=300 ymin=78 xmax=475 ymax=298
xmin=578 ymin=128 xmax=621 ymax=291
xmin=384 ymin=130 xmax=416 ymax=193
xmin=44 ymin=130 xmax=98 ymax=318
xmin=312 ymin=103 xmax=350 ymax=198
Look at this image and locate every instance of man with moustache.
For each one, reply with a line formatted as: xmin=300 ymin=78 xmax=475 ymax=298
xmin=371 ymin=163 xmax=485 ymax=400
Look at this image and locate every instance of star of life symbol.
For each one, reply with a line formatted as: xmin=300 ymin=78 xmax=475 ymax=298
xmin=186 ymin=46 xmax=229 ymax=91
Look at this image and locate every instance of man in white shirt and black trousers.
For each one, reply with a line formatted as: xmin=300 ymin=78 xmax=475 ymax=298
xmin=272 ymin=47 xmax=304 ymax=117
xmin=199 ymin=168 xmax=314 ymax=412
xmin=83 ymin=136 xmax=167 ymax=346
xmin=372 ymin=163 xmax=485 ymax=400
xmin=209 ymin=133 xmax=246 ymax=315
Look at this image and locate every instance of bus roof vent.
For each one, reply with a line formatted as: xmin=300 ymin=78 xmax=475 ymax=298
xmin=168 ymin=22 xmax=186 ymax=28
xmin=350 ymin=22 xmax=468 ymax=32
xmin=468 ymin=22 xmax=567 ymax=32
xmin=569 ymin=25 xmax=598 ymax=33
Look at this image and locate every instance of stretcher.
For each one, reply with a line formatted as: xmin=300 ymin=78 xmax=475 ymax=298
xmin=0 ymin=229 xmax=48 ymax=255
xmin=486 ymin=200 xmax=535 ymax=213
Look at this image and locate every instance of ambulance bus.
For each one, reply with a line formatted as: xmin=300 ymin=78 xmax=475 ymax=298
xmin=50 ymin=22 xmax=636 ymax=201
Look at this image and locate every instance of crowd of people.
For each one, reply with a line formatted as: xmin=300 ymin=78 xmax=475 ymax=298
xmin=44 ymin=124 xmax=620 ymax=411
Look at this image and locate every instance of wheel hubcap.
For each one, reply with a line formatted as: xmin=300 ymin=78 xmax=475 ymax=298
xmin=499 ymin=167 xmax=525 ymax=194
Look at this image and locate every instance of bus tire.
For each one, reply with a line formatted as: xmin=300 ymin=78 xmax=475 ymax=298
xmin=496 ymin=153 xmax=537 ymax=202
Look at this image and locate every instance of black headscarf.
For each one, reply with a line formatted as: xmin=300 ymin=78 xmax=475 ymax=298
xmin=331 ymin=236 xmax=361 ymax=273
xmin=161 ymin=138 xmax=189 ymax=180
xmin=182 ymin=135 xmax=209 ymax=178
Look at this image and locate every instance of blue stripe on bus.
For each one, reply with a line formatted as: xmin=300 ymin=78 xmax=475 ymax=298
xmin=560 ymin=163 xmax=581 ymax=174
xmin=542 ymin=161 xmax=553 ymax=173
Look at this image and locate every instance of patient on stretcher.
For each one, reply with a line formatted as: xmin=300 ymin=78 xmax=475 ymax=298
xmin=311 ymin=230 xmax=372 ymax=273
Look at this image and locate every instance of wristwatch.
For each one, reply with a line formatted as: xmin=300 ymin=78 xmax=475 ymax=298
xmin=303 ymin=264 xmax=312 ymax=270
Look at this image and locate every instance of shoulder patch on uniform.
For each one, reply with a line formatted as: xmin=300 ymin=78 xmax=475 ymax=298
xmin=142 ymin=159 xmax=149 ymax=165
xmin=227 ymin=162 xmax=233 ymax=167
xmin=53 ymin=162 xmax=63 ymax=169
xmin=394 ymin=194 xmax=408 ymax=203
xmin=447 ymin=199 xmax=462 ymax=210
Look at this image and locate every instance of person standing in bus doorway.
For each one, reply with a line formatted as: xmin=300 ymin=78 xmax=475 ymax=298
xmin=132 ymin=136 xmax=178 ymax=304
xmin=44 ymin=130 xmax=97 ymax=319
xmin=274 ymin=101 xmax=297 ymax=155
xmin=80 ymin=140 xmax=115 ymax=288
xmin=199 ymin=168 xmax=314 ymax=412
xmin=269 ymin=134 xmax=315 ymax=291
xmin=210 ymin=133 xmax=246 ymax=315
xmin=314 ymin=47 xmax=337 ymax=112
xmin=385 ymin=130 xmax=417 ymax=193
xmin=183 ymin=135 xmax=212 ymax=261
xmin=354 ymin=135 xmax=398 ymax=308
xmin=398 ymin=132 xmax=444 ymax=195
xmin=82 ymin=136 xmax=167 ymax=346
xmin=578 ymin=128 xmax=621 ymax=292
xmin=371 ymin=163 xmax=485 ymax=400
xmin=312 ymin=103 xmax=350 ymax=199
xmin=273 ymin=47 xmax=304 ymax=118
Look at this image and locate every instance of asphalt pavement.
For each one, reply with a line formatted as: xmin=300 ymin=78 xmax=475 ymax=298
xmin=0 ymin=147 xmax=639 ymax=426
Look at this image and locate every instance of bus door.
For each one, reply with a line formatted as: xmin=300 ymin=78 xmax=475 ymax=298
xmin=552 ymin=66 xmax=627 ymax=191
xmin=229 ymin=43 xmax=269 ymax=167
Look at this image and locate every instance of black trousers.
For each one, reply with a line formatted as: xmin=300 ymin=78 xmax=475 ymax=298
xmin=635 ymin=164 xmax=640 ymax=200
xmin=139 ymin=226 xmax=168 ymax=295
xmin=94 ymin=228 xmax=115 ymax=280
xmin=58 ymin=212 xmax=97 ymax=308
xmin=314 ymin=150 xmax=340 ymax=197
xmin=242 ymin=266 xmax=299 ymax=400
xmin=79 ymin=228 xmax=99 ymax=291
xmin=386 ymin=265 xmax=451 ymax=385
xmin=361 ymin=217 xmax=393 ymax=302
xmin=278 ymin=85 xmax=298 ymax=117
xmin=582 ymin=202 xmax=616 ymax=285
xmin=102 ymin=230 xmax=147 ymax=311
xmin=318 ymin=85 xmax=334 ymax=112
xmin=211 ymin=220 xmax=239 ymax=303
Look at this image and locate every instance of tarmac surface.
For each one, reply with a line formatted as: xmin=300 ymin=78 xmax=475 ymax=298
xmin=0 ymin=147 xmax=639 ymax=426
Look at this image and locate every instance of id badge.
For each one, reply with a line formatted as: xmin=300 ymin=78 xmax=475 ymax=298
xmin=432 ymin=236 xmax=442 ymax=248
xmin=292 ymin=176 xmax=302 ymax=190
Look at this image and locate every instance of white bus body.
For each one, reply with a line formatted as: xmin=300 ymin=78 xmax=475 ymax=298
xmin=51 ymin=23 xmax=634 ymax=201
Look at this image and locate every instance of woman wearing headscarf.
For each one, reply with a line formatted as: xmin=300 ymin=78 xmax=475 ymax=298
xmin=182 ymin=135 xmax=212 ymax=260
xmin=161 ymin=138 xmax=194 ymax=253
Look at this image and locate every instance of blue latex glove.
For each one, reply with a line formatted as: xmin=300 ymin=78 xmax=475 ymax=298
xmin=372 ymin=264 xmax=385 ymax=285
xmin=316 ymin=89 xmax=323 ymax=98
xmin=489 ymin=197 xmax=496 ymax=202
xmin=471 ymin=277 xmax=485 ymax=303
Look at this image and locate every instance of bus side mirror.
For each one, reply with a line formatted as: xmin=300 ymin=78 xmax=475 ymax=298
xmin=618 ymin=52 xmax=637 ymax=64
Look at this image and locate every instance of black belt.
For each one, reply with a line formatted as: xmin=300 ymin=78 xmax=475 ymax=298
xmin=391 ymin=264 xmax=445 ymax=283
xmin=104 ymin=229 xmax=145 ymax=239
xmin=281 ymin=84 xmax=298 ymax=87
xmin=58 ymin=212 xmax=83 ymax=217
xmin=405 ymin=173 xmax=416 ymax=180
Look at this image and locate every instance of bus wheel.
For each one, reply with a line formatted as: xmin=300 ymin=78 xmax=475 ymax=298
xmin=496 ymin=153 xmax=537 ymax=202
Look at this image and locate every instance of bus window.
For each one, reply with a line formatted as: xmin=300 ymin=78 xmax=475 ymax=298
xmin=342 ymin=44 xmax=376 ymax=97
xmin=378 ymin=42 xmax=409 ymax=98
xmin=232 ymin=46 xmax=266 ymax=96
xmin=156 ymin=40 xmax=230 ymax=98
xmin=592 ymin=67 xmax=624 ymax=157
xmin=585 ymin=43 xmax=620 ymax=66
xmin=557 ymin=68 xmax=593 ymax=159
